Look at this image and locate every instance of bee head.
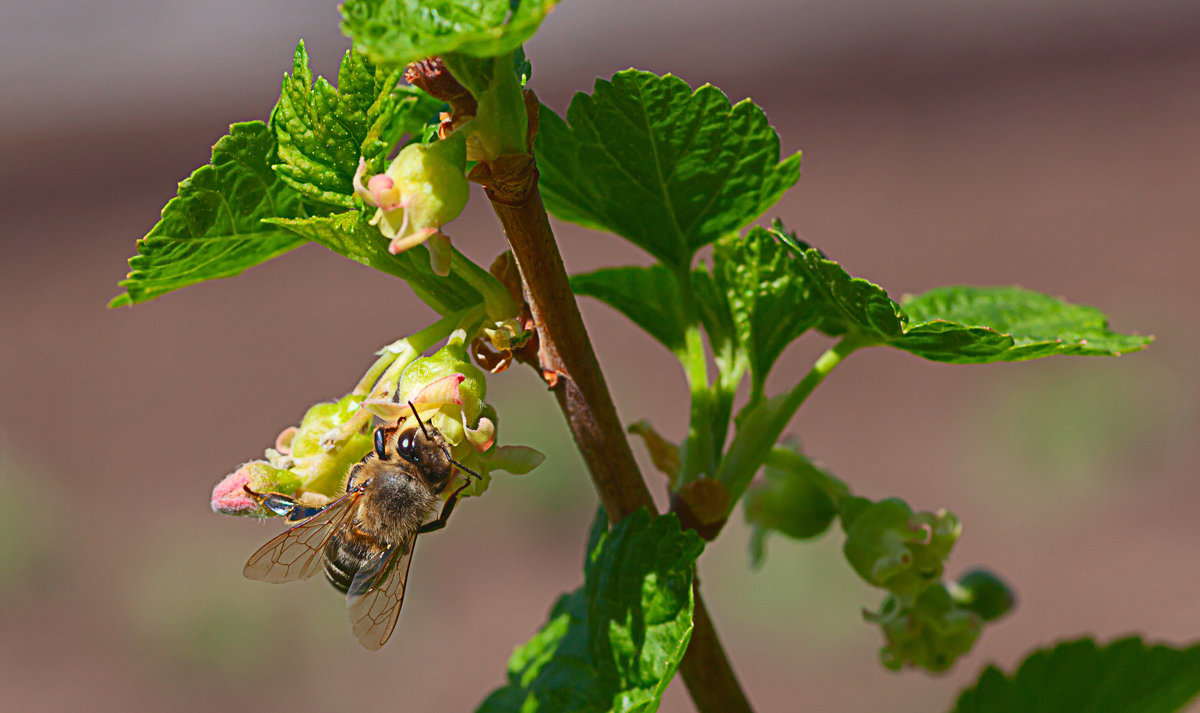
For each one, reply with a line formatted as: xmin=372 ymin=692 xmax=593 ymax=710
xmin=393 ymin=425 xmax=455 ymax=493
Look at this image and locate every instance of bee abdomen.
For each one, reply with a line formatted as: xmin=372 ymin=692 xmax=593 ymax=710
xmin=324 ymin=549 xmax=355 ymax=594
xmin=323 ymin=530 xmax=377 ymax=595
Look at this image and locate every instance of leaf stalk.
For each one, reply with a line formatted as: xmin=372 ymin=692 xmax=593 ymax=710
xmin=718 ymin=337 xmax=861 ymax=504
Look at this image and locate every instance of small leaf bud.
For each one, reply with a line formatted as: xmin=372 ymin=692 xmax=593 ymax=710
xmin=950 ymin=568 xmax=1016 ymax=622
xmin=677 ymin=479 xmax=732 ymax=527
xmin=627 ymin=420 xmax=682 ymax=485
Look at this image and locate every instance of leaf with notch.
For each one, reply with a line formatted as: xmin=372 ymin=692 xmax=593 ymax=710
xmin=712 ymin=227 xmax=824 ymax=395
xmin=266 ymin=211 xmax=481 ymax=316
xmin=273 ymin=41 xmax=442 ymax=209
xmin=342 ymin=0 xmax=558 ymax=67
xmin=792 ymin=243 xmax=1151 ymax=362
xmin=900 ymin=286 xmax=1152 ymax=361
xmin=110 ymin=121 xmax=310 ymax=307
xmin=951 ymin=636 xmax=1200 ymax=713
xmin=477 ymin=510 xmax=703 ymax=713
xmin=537 ymin=70 xmax=802 ymax=268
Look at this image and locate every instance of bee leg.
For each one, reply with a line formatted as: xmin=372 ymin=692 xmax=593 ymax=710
xmin=241 ymin=486 xmax=323 ymax=522
xmin=418 ymin=480 xmax=472 ymax=534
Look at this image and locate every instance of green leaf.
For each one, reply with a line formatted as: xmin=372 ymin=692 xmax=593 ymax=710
xmin=794 ymin=245 xmax=1151 ymax=362
xmin=712 ymin=227 xmax=824 ymax=395
xmin=478 ymin=510 xmax=703 ymax=713
xmin=110 ymin=121 xmax=310 ymax=307
xmin=273 ymin=41 xmax=443 ymax=208
xmin=341 ymin=0 xmax=558 ymax=67
xmin=744 ymin=445 xmax=847 ymax=566
xmin=900 ymin=286 xmax=1153 ymax=362
xmin=951 ymin=637 xmax=1200 ymax=713
xmin=266 ymin=211 xmax=481 ymax=315
xmin=537 ymin=70 xmax=802 ymax=268
xmin=571 ymin=266 xmax=689 ymax=353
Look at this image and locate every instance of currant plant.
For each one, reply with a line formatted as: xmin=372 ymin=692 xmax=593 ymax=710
xmin=112 ymin=1 xmax=1197 ymax=711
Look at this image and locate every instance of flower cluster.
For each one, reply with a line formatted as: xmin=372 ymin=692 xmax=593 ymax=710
xmin=211 ymin=335 xmax=543 ymax=517
xmin=865 ymin=568 xmax=1014 ymax=672
xmin=865 ymin=582 xmax=983 ymax=672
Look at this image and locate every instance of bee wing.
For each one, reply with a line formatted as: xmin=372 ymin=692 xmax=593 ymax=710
xmin=346 ymin=537 xmax=416 ymax=650
xmin=243 ymin=489 xmax=362 ymax=583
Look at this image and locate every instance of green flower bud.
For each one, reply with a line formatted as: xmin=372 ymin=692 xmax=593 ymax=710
xmin=291 ymin=394 xmax=363 ymax=458
xmin=745 ymin=447 xmax=848 ymax=565
xmin=353 ymin=133 xmax=469 ymax=275
xmin=398 ymin=340 xmax=488 ymax=426
xmin=842 ymin=497 xmax=961 ymax=604
xmin=865 ymin=583 xmax=983 ymax=673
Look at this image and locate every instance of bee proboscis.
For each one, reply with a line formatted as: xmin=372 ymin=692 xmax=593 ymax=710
xmin=242 ymin=406 xmax=477 ymax=650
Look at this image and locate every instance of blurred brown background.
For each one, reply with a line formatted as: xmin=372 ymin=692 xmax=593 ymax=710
xmin=2 ymin=1 xmax=1198 ymax=711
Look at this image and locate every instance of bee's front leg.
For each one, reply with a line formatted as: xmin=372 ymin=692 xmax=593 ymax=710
xmin=418 ymin=480 xmax=473 ymax=534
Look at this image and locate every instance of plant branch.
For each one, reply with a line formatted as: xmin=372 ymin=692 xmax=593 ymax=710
xmin=487 ymin=183 xmax=754 ymax=713
xmin=487 ymin=185 xmax=654 ymax=520
xmin=472 ymin=94 xmax=753 ymax=712
xmin=680 ymin=580 xmax=750 ymax=713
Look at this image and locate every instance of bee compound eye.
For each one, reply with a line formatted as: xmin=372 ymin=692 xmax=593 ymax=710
xmin=374 ymin=427 xmax=388 ymax=457
xmin=397 ymin=431 xmax=417 ymax=459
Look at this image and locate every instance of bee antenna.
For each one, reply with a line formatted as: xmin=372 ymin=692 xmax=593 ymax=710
xmin=406 ymin=400 xmax=481 ymax=481
xmin=407 ymin=400 xmax=432 ymax=439
xmin=451 ymin=458 xmax=483 ymax=481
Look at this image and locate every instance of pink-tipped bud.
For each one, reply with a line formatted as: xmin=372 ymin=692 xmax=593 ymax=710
xmin=410 ymin=372 xmax=467 ymax=407
xmin=367 ymin=174 xmax=403 ymax=211
xmin=211 ymin=461 xmax=300 ymax=518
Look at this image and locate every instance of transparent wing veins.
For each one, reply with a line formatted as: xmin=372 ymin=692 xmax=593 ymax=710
xmin=347 ymin=537 xmax=417 ymax=650
xmin=242 ymin=490 xmax=361 ymax=584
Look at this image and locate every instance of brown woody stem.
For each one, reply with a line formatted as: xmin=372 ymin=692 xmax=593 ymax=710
xmin=681 ymin=581 xmax=753 ymax=713
xmin=475 ymin=93 xmax=754 ymax=713
xmin=487 ymin=186 xmax=655 ymax=521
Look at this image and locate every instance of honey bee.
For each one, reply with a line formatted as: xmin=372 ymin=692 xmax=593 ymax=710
xmin=242 ymin=407 xmax=478 ymax=650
